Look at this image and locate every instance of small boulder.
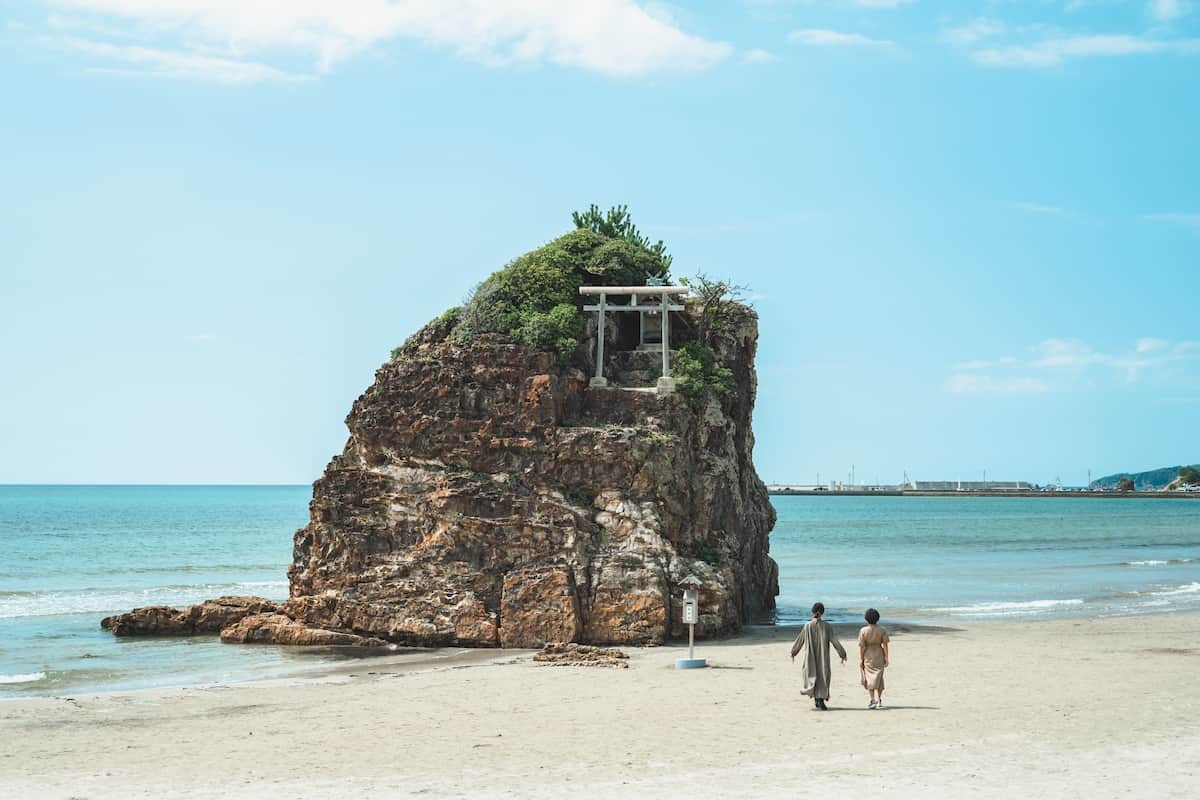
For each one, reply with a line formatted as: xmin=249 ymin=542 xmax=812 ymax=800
xmin=101 ymin=605 xmax=190 ymax=636
xmin=532 ymin=642 xmax=629 ymax=668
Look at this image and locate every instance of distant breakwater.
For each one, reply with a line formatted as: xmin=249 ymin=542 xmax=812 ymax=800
xmin=767 ymin=488 xmax=1200 ymax=499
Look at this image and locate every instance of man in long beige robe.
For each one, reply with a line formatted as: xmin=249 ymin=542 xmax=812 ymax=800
xmin=790 ymin=604 xmax=846 ymax=709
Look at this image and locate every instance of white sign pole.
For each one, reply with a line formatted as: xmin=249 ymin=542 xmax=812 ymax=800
xmin=675 ymin=582 xmax=707 ymax=669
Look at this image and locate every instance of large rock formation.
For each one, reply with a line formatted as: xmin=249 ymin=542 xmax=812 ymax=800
xmin=100 ymin=225 xmax=779 ymax=651
xmin=284 ymin=301 xmax=778 ymax=648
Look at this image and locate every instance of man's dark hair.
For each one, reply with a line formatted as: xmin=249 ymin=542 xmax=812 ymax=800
xmin=865 ymin=608 xmax=881 ymax=625
xmin=811 ymin=602 xmax=825 ymax=616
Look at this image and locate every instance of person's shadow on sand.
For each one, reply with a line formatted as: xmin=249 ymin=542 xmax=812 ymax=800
xmin=826 ymin=705 xmax=939 ymax=711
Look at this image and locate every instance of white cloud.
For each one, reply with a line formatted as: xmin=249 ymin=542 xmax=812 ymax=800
xmin=60 ymin=36 xmax=307 ymax=81
xmin=1150 ymin=0 xmax=1192 ymax=22
xmin=1014 ymin=201 xmax=1071 ymax=216
xmin=951 ymin=338 xmax=1200 ymax=390
xmin=973 ymin=34 xmax=1199 ymax=68
xmin=45 ymin=0 xmax=731 ymax=79
xmin=1030 ymin=338 xmax=1105 ymax=369
xmin=945 ymin=374 xmax=1050 ymax=394
xmin=743 ymin=48 xmax=779 ymax=63
xmin=943 ymin=18 xmax=1006 ymax=47
xmin=1137 ymin=337 xmax=1170 ymax=353
xmin=788 ymin=29 xmax=892 ymax=47
xmin=1144 ymin=212 xmax=1200 ymax=228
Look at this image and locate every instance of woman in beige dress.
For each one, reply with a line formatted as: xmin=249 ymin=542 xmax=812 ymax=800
xmin=857 ymin=608 xmax=890 ymax=709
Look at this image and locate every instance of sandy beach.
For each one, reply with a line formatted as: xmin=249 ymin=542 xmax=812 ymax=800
xmin=2 ymin=614 xmax=1197 ymax=799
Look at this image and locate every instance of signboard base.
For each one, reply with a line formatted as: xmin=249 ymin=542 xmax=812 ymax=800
xmin=674 ymin=657 xmax=708 ymax=670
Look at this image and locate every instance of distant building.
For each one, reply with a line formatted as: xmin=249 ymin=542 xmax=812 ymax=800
xmin=908 ymin=481 xmax=1034 ymax=492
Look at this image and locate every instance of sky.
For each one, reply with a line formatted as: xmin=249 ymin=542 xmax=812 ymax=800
xmin=1 ymin=0 xmax=1198 ymax=487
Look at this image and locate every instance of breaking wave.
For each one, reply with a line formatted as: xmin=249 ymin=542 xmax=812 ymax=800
xmin=0 ymin=672 xmax=46 ymax=684
xmin=930 ymin=598 xmax=1085 ymax=618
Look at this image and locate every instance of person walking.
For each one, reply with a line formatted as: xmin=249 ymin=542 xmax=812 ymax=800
xmin=858 ymin=608 xmax=890 ymax=709
xmin=790 ymin=602 xmax=846 ymax=710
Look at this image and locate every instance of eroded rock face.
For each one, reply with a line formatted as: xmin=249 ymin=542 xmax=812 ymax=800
xmin=101 ymin=596 xmax=280 ymax=636
xmin=287 ymin=304 xmax=778 ymax=648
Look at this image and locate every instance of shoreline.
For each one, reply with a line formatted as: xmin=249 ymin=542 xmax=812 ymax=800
xmin=5 ymin=603 xmax=1194 ymax=701
xmin=3 ymin=614 xmax=1198 ymax=798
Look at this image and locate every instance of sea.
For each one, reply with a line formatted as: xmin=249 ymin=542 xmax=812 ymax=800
xmin=2 ymin=485 xmax=1198 ymax=697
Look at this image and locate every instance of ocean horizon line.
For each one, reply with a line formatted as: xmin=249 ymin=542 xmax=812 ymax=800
xmin=0 ymin=483 xmax=310 ymax=488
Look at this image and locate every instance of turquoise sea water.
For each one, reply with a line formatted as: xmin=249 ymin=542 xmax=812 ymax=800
xmin=2 ymin=486 xmax=1198 ymax=696
xmin=771 ymin=495 xmax=1200 ymax=625
xmin=0 ymin=486 xmax=307 ymax=697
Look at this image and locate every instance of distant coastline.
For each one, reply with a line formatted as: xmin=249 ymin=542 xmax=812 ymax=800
xmin=767 ymin=486 xmax=1200 ymax=499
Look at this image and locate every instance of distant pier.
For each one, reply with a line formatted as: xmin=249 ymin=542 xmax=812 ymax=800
xmin=767 ymin=486 xmax=1200 ymax=499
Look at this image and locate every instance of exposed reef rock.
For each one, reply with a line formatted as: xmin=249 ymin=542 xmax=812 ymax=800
xmin=533 ymin=642 xmax=630 ymax=668
xmin=219 ymin=613 xmax=387 ymax=647
xmin=101 ymin=596 xmax=280 ymax=637
xmin=286 ymin=303 xmax=778 ymax=649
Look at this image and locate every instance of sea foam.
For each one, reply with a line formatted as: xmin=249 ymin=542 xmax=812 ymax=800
xmin=931 ymin=598 xmax=1085 ymax=617
xmin=0 ymin=581 xmax=289 ymax=619
xmin=0 ymin=672 xmax=46 ymax=684
xmin=1147 ymin=582 xmax=1200 ymax=597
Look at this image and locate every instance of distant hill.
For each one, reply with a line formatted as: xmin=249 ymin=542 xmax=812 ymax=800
xmin=1092 ymin=464 xmax=1198 ymax=491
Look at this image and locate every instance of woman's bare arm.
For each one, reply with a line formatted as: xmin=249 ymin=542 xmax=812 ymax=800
xmin=883 ymin=640 xmax=890 ymax=667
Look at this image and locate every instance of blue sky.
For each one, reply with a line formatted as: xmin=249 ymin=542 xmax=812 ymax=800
xmin=1 ymin=0 xmax=1197 ymax=486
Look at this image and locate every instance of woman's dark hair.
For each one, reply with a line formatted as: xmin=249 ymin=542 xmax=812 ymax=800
xmin=811 ymin=602 xmax=825 ymax=616
xmin=865 ymin=608 xmax=881 ymax=625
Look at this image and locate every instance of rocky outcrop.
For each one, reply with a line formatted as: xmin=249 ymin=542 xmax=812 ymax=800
xmin=219 ymin=613 xmax=387 ymax=647
xmin=101 ymin=596 xmax=279 ymax=636
xmin=286 ymin=302 xmax=778 ymax=648
xmin=533 ymin=642 xmax=629 ymax=668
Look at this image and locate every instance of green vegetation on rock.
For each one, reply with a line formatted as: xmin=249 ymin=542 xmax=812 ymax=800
xmin=571 ymin=203 xmax=672 ymax=276
xmin=1179 ymin=465 xmax=1200 ymax=485
xmin=441 ymin=206 xmax=672 ymax=363
xmin=673 ymin=341 xmax=735 ymax=409
xmin=681 ymin=273 xmax=751 ymax=346
xmin=512 ymin=303 xmax=582 ymax=361
xmin=390 ymin=208 xmax=753 ymax=413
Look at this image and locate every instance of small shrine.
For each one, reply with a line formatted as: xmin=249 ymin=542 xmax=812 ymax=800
xmin=579 ymin=284 xmax=688 ymax=394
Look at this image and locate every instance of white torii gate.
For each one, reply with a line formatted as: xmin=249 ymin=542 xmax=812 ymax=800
xmin=580 ymin=285 xmax=688 ymax=394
